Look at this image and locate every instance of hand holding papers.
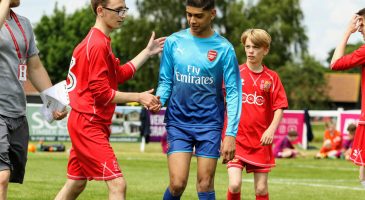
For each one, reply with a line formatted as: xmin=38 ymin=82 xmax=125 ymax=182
xmin=40 ymin=80 xmax=69 ymax=123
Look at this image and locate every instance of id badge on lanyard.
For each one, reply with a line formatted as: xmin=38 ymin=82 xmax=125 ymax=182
xmin=5 ymin=10 xmax=29 ymax=82
xmin=18 ymin=63 xmax=27 ymax=81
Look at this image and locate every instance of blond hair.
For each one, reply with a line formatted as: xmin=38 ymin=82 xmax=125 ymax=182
xmin=241 ymin=29 xmax=271 ymax=49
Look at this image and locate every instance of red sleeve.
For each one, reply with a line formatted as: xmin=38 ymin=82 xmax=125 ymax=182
xmin=272 ymin=74 xmax=288 ymax=111
xmin=116 ymin=61 xmax=136 ymax=84
xmin=331 ymin=45 xmax=365 ymax=70
xmin=88 ymin=45 xmax=116 ymax=106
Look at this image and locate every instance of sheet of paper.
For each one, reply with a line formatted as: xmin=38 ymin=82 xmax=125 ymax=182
xmin=40 ymin=80 xmax=69 ymax=123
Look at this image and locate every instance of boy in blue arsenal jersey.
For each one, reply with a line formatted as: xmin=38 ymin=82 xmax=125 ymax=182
xmin=152 ymin=0 xmax=242 ymax=199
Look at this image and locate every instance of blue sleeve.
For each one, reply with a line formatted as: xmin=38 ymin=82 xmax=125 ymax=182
xmin=156 ymin=38 xmax=174 ymax=106
xmin=223 ymin=47 xmax=242 ymax=137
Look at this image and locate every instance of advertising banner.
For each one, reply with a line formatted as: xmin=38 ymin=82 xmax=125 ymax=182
xmin=27 ymin=104 xmax=144 ymax=142
xmin=148 ymin=108 xmax=166 ymax=142
xmin=274 ymin=111 xmax=307 ymax=149
xmin=26 ymin=104 xmax=69 ymax=141
xmin=27 ymin=104 xmax=313 ymax=148
xmin=338 ymin=111 xmax=360 ymax=140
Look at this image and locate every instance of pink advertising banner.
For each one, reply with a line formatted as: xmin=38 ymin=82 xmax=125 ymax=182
xmin=338 ymin=111 xmax=360 ymax=140
xmin=148 ymin=108 xmax=166 ymax=142
xmin=148 ymin=109 xmax=308 ymax=147
xmin=274 ymin=111 xmax=306 ymax=149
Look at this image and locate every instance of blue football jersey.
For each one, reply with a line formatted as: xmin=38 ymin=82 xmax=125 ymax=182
xmin=156 ymin=28 xmax=242 ymax=137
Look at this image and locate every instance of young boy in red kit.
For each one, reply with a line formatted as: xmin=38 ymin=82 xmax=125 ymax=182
xmin=330 ymin=7 xmax=365 ymax=188
xmin=223 ymin=29 xmax=288 ymax=200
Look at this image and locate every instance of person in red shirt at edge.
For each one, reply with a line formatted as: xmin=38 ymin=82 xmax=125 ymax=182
xmin=55 ymin=0 xmax=165 ymax=199
xmin=223 ymin=29 xmax=288 ymax=200
xmin=331 ymin=7 xmax=365 ymax=189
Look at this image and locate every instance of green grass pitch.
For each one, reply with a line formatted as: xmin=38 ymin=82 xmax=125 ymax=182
xmin=8 ymin=142 xmax=365 ymax=200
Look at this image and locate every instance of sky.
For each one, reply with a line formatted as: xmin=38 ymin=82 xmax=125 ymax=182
xmin=13 ymin=0 xmax=365 ymax=65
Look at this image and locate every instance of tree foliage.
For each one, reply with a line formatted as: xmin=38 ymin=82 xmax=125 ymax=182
xmin=34 ymin=5 xmax=94 ymax=84
xmin=34 ymin=0 xmax=330 ymax=109
xmin=277 ymin=55 xmax=328 ymax=109
xmin=112 ymin=17 xmax=162 ymax=91
xmin=245 ymin=0 xmax=308 ymax=68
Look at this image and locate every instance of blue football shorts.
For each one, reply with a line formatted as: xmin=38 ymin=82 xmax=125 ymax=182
xmin=166 ymin=125 xmax=222 ymax=159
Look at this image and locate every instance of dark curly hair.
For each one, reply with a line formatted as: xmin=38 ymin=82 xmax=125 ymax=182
xmin=186 ymin=0 xmax=215 ymax=10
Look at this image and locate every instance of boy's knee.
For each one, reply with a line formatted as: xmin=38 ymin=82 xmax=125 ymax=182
xmin=197 ymin=176 xmax=214 ymax=191
xmin=108 ymin=178 xmax=126 ymax=194
xmin=170 ymin=180 xmax=187 ymax=195
xmin=74 ymin=181 xmax=87 ymax=192
xmin=255 ymin=184 xmax=268 ymax=196
xmin=228 ymin=181 xmax=241 ymax=193
xmin=68 ymin=180 xmax=87 ymax=194
xmin=0 ymin=170 xmax=10 ymax=187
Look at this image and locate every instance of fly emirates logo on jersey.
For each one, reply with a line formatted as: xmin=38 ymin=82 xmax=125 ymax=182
xmin=175 ymin=65 xmax=214 ymax=85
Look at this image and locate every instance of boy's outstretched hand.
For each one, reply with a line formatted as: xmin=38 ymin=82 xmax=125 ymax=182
xmin=146 ymin=31 xmax=166 ymax=56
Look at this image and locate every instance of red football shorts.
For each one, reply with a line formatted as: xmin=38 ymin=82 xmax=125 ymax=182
xmin=350 ymin=124 xmax=365 ymax=166
xmin=227 ymin=158 xmax=271 ymax=173
xmin=66 ymin=110 xmax=123 ymax=181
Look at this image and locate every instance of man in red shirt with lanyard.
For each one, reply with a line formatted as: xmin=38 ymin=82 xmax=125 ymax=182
xmin=0 ymin=0 xmax=67 ymax=199
xmin=331 ymin=7 xmax=365 ymax=189
xmin=55 ymin=0 xmax=165 ymax=199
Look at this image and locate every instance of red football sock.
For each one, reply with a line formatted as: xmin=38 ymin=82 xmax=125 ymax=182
xmin=256 ymin=193 xmax=269 ymax=200
xmin=227 ymin=189 xmax=240 ymax=200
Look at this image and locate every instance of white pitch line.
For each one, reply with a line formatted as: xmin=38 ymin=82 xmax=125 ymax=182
xmin=242 ymin=179 xmax=364 ymax=191
xmin=292 ymin=164 xmax=357 ymax=171
xmin=266 ymin=178 xmax=353 ymax=183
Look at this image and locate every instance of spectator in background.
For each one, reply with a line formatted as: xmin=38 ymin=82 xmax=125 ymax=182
xmin=274 ymin=130 xmax=302 ymax=158
xmin=341 ymin=123 xmax=357 ymax=160
xmin=140 ymin=107 xmax=151 ymax=143
xmin=315 ymin=121 xmax=342 ymax=159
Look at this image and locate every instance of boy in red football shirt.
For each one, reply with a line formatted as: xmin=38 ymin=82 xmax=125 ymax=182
xmin=224 ymin=29 xmax=288 ymax=200
xmin=55 ymin=0 xmax=165 ymax=199
xmin=330 ymin=8 xmax=365 ymax=188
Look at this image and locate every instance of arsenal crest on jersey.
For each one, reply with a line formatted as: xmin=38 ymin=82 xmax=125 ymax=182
xmin=207 ymin=50 xmax=217 ymax=62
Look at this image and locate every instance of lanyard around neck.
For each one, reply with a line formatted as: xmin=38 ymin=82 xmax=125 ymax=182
xmin=4 ymin=10 xmax=28 ymax=62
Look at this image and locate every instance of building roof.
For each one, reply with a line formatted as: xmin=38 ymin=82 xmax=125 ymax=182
xmin=325 ymin=73 xmax=360 ymax=103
